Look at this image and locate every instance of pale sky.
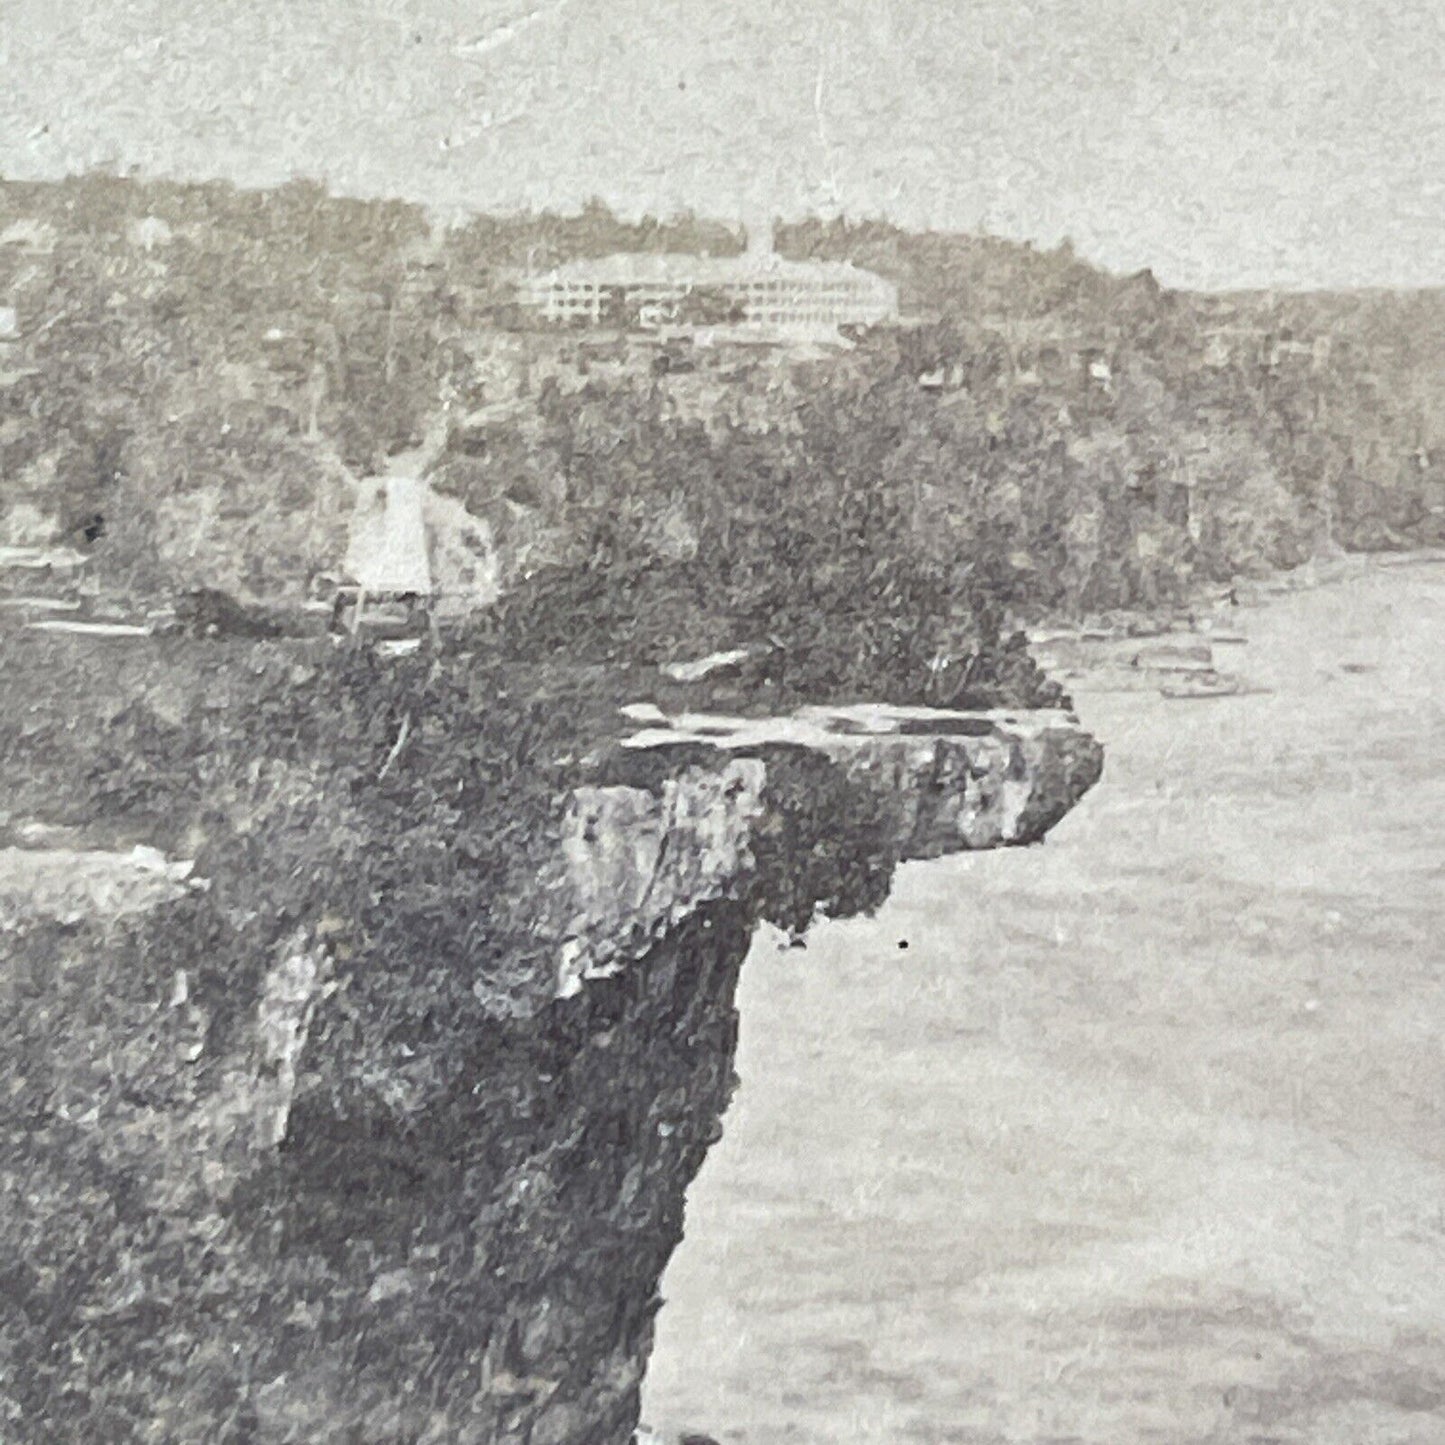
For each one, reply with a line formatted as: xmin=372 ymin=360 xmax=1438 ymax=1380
xmin=2 ymin=0 xmax=1442 ymax=291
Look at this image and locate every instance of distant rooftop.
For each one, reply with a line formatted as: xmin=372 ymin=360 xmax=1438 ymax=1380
xmin=533 ymin=250 xmax=885 ymax=288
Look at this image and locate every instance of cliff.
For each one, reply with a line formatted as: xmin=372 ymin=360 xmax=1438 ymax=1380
xmin=0 ymin=659 xmax=1100 ymax=1444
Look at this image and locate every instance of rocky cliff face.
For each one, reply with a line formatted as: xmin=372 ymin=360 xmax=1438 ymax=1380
xmin=0 ymin=701 xmax=1100 ymax=1444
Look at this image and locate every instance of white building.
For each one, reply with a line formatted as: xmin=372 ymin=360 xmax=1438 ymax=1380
xmin=517 ymin=223 xmax=897 ymax=338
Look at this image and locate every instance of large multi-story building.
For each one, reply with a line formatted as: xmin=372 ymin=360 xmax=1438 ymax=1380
xmin=516 ymin=223 xmax=898 ymax=338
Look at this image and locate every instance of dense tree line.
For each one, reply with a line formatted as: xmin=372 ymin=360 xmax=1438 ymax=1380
xmin=3 ymin=174 xmax=1441 ymax=703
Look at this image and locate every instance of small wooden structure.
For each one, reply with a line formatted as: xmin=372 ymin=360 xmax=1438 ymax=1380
xmin=340 ymin=475 xmax=435 ymax=636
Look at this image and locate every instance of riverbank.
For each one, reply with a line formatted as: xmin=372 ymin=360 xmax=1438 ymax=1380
xmin=643 ymin=551 xmax=1445 ymax=1445
xmin=1020 ymin=549 xmax=1445 ymax=700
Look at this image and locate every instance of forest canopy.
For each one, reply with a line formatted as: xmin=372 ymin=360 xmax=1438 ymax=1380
xmin=3 ymin=174 xmax=1441 ymax=706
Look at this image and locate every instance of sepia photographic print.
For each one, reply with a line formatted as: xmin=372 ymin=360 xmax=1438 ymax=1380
xmin=1 ymin=3 xmax=1442 ymax=1441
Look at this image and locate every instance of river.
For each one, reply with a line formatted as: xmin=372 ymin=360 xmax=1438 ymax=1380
xmin=643 ymin=556 xmax=1445 ymax=1444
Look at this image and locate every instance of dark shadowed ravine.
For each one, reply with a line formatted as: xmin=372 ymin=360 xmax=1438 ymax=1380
xmin=644 ymin=556 xmax=1445 ymax=1445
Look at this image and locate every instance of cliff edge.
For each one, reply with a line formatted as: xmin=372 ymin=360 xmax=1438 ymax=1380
xmin=0 ymin=634 xmax=1100 ymax=1444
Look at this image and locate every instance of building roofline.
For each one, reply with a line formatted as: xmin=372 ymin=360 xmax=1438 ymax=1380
xmin=520 ymin=251 xmax=894 ymax=289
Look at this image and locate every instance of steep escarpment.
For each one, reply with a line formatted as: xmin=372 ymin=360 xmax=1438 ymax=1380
xmin=0 ymin=628 xmax=1100 ymax=1444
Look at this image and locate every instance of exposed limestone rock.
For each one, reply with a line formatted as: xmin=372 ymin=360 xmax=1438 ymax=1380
xmin=0 ymin=843 xmax=203 ymax=928
xmin=0 ymin=705 xmax=1100 ymax=1444
xmin=555 ymin=759 xmax=768 ymax=999
xmin=617 ymin=703 xmax=1103 ymax=854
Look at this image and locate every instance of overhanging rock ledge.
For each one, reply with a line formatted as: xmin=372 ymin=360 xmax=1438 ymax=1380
xmin=0 ymin=701 xmax=1101 ymax=1445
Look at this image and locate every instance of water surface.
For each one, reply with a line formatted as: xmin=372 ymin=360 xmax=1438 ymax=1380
xmin=645 ymin=558 xmax=1445 ymax=1444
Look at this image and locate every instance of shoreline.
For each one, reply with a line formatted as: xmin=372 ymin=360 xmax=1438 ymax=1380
xmin=641 ymin=540 xmax=1445 ymax=1445
xmin=1026 ymin=548 xmax=1445 ymax=697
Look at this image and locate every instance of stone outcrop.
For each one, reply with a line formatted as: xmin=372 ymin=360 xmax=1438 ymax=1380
xmin=0 ymin=702 xmax=1100 ymax=1444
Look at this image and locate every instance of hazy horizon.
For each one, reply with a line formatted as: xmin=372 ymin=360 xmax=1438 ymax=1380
xmin=2 ymin=0 xmax=1442 ymax=292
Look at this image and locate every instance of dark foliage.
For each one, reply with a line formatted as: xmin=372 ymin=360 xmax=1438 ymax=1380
xmin=4 ymin=174 xmax=1442 ymax=711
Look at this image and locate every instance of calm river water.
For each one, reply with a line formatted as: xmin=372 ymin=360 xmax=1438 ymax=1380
xmin=644 ymin=556 xmax=1445 ymax=1445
